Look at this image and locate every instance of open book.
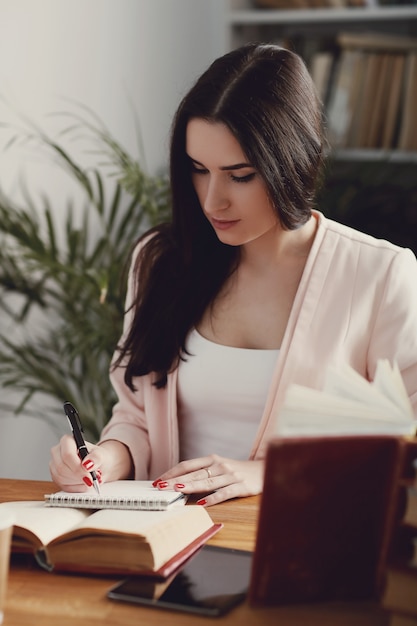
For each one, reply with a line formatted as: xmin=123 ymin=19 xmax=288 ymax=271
xmin=44 ymin=480 xmax=186 ymax=510
xmin=0 ymin=496 xmax=222 ymax=577
xmin=248 ymin=360 xmax=417 ymax=606
xmin=276 ymin=359 xmax=416 ymax=437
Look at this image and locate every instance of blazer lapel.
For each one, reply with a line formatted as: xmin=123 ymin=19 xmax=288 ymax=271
xmin=251 ymin=211 xmax=339 ymax=458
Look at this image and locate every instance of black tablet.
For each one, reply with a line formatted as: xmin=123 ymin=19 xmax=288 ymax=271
xmin=107 ymin=545 xmax=252 ymax=617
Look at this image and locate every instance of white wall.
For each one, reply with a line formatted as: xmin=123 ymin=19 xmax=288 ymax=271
xmin=0 ymin=0 xmax=228 ymax=480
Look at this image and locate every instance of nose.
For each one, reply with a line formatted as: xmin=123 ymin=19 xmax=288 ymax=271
xmin=202 ymin=176 xmax=230 ymax=215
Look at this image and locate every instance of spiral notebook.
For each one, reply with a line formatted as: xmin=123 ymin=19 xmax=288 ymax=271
xmin=44 ymin=480 xmax=186 ymax=511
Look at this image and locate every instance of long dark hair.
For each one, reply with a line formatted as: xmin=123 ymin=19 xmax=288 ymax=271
xmin=114 ymin=43 xmax=325 ymax=390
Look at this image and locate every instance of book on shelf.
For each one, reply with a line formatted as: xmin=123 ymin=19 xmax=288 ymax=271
xmin=309 ymin=50 xmax=334 ymax=105
xmin=44 ymin=480 xmax=186 ymax=511
xmin=321 ymin=31 xmax=417 ymax=150
xmin=0 ymin=483 xmax=222 ymax=577
xmin=397 ymin=52 xmax=417 ymax=151
xmin=363 ymin=52 xmax=394 ymax=148
xmin=249 ymin=434 xmax=417 ymax=605
xmin=326 ymin=47 xmax=363 ymax=147
xmin=338 ymin=31 xmax=417 ymax=150
xmin=345 ymin=50 xmax=372 ymax=147
xmin=349 ymin=51 xmax=385 ymax=148
xmin=337 ymin=31 xmax=417 ymax=54
xmin=381 ymin=52 xmax=406 ymax=149
xmin=353 ymin=54 xmax=396 ymax=148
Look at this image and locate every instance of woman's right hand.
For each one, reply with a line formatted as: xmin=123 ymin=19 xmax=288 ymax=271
xmin=49 ymin=435 xmax=133 ymax=492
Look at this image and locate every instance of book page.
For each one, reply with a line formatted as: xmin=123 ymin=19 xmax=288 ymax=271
xmin=44 ymin=480 xmax=186 ymax=510
xmin=373 ymin=360 xmax=414 ymax=419
xmin=0 ymin=501 xmax=90 ymax=547
xmin=276 ymin=360 xmax=415 ymax=437
xmin=276 ymin=387 xmax=413 ymax=437
xmin=61 ymin=504 xmax=211 ymax=540
xmin=324 ymin=362 xmax=406 ymax=419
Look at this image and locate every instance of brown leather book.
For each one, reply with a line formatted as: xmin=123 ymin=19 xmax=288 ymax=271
xmin=397 ymin=52 xmax=417 ymax=151
xmin=249 ymin=435 xmax=417 ymax=606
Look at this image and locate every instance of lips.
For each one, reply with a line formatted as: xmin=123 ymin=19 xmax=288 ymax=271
xmin=211 ymin=217 xmax=240 ymax=230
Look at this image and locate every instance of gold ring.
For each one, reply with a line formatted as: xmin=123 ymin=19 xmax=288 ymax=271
xmin=206 ymin=467 xmax=212 ymax=479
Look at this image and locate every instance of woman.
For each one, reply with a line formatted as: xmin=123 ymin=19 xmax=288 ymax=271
xmin=50 ymin=43 xmax=417 ymax=505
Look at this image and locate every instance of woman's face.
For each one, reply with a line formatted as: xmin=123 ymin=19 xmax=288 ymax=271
xmin=186 ymin=118 xmax=279 ymax=247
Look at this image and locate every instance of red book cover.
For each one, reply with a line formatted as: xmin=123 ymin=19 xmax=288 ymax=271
xmin=249 ymin=435 xmax=417 ymax=606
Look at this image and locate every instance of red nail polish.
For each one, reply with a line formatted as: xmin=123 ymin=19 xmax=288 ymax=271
xmin=158 ymin=481 xmax=169 ymax=489
xmin=175 ymin=483 xmax=185 ymax=489
xmin=152 ymin=479 xmax=162 ymax=487
xmin=83 ymin=476 xmax=93 ymax=487
xmin=197 ymin=498 xmax=207 ymax=506
xmin=83 ymin=459 xmax=94 ymax=471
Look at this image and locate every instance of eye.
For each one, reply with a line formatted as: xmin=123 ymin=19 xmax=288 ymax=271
xmin=231 ymin=172 xmax=256 ymax=183
xmin=190 ymin=163 xmax=208 ymax=175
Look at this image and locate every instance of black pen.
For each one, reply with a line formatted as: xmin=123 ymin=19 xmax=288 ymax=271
xmin=63 ymin=401 xmax=100 ymax=494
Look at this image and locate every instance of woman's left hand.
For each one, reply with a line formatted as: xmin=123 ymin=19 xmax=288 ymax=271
xmin=152 ymin=455 xmax=264 ymax=506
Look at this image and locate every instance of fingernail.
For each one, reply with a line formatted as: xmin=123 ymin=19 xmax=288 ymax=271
xmin=96 ymin=470 xmax=102 ymax=484
xmin=175 ymin=483 xmax=185 ymax=489
xmin=83 ymin=476 xmax=93 ymax=487
xmin=197 ymin=498 xmax=207 ymax=506
xmin=152 ymin=479 xmax=162 ymax=487
xmin=82 ymin=459 xmax=94 ymax=471
xmin=158 ymin=481 xmax=169 ymax=489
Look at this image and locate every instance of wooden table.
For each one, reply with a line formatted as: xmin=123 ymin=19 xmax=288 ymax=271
xmin=1 ymin=479 xmax=389 ymax=626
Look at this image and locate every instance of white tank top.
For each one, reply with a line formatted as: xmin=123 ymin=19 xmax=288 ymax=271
xmin=177 ymin=329 xmax=279 ymax=461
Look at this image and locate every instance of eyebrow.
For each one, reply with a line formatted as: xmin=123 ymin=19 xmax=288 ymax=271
xmin=188 ymin=157 xmax=253 ymax=171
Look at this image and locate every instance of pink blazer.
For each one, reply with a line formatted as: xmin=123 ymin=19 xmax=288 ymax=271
xmin=100 ymin=211 xmax=417 ymax=480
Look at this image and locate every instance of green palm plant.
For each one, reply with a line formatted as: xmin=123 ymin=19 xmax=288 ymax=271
xmin=0 ymin=107 xmax=170 ymax=440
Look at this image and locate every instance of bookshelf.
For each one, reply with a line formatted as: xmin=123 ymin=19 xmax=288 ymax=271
xmin=227 ymin=3 xmax=417 ymax=27
xmin=225 ymin=1 xmax=417 ymax=254
xmin=226 ymin=1 xmax=417 ymax=154
xmin=227 ymin=1 xmax=417 ymax=47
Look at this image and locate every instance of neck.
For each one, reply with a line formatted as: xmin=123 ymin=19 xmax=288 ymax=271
xmin=240 ymin=214 xmax=318 ymax=271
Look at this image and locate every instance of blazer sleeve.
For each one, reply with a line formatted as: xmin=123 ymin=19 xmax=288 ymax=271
xmin=367 ymin=247 xmax=417 ymax=417
xmin=99 ymin=242 xmax=151 ymax=478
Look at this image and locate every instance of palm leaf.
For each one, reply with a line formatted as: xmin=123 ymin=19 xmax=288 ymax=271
xmin=0 ymin=107 xmax=171 ymax=440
